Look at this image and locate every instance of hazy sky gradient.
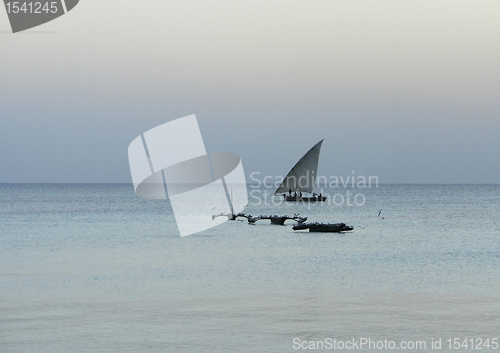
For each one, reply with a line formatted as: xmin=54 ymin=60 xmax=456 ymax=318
xmin=1 ymin=0 xmax=499 ymax=183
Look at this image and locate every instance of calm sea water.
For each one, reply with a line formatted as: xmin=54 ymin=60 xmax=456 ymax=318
xmin=1 ymin=184 xmax=499 ymax=352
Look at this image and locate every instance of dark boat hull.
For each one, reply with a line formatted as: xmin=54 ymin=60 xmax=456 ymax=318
xmin=269 ymin=216 xmax=308 ymax=225
xmin=283 ymin=195 xmax=326 ymax=202
xmin=270 ymin=217 xmax=288 ymax=225
xmin=308 ymin=225 xmax=353 ymax=232
xmin=293 ymin=222 xmax=353 ymax=233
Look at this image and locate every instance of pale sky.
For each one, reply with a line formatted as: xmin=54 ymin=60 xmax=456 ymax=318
xmin=1 ymin=0 xmax=499 ymax=183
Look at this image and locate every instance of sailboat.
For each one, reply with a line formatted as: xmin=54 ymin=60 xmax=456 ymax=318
xmin=274 ymin=139 xmax=327 ymax=202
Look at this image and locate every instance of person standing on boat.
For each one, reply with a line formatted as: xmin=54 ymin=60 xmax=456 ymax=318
xmin=288 ymin=188 xmax=292 ymax=197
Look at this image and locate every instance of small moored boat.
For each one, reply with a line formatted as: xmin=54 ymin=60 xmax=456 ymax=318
xmin=292 ymin=222 xmax=353 ymax=233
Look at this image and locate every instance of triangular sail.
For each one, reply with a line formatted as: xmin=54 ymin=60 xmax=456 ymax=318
xmin=274 ymin=139 xmax=324 ymax=195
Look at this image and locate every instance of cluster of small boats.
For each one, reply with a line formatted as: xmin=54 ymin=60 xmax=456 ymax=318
xmin=234 ymin=213 xmax=307 ymax=225
xmin=212 ymin=212 xmax=353 ymax=233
